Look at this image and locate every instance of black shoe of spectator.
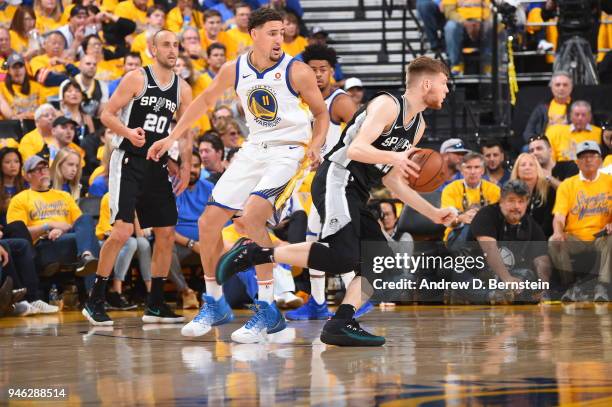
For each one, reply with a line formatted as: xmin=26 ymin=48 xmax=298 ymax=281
xmin=11 ymin=288 xmax=27 ymax=304
xmin=82 ymin=299 xmax=113 ymax=326
xmin=0 ymin=277 xmax=14 ymax=317
xmin=40 ymin=262 xmax=60 ymax=277
xmin=107 ymin=292 xmax=138 ymax=311
xmin=76 ymin=253 xmax=98 ymax=277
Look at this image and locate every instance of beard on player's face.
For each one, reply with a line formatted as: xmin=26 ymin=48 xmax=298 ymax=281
xmin=424 ymin=91 xmax=443 ymax=110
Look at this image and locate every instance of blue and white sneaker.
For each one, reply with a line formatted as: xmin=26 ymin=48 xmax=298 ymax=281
xmin=231 ymin=300 xmax=286 ymax=343
xmin=181 ymin=295 xmax=234 ymax=337
xmin=286 ymin=296 xmax=332 ymax=321
xmin=354 ymin=301 xmax=374 ymax=319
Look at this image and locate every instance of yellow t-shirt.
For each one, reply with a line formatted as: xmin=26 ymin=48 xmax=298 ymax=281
xmin=9 ymin=30 xmax=29 ymax=55
xmin=442 ymin=0 xmax=491 ymax=21
xmin=96 ymin=193 xmax=111 ymax=240
xmin=139 ymin=50 xmax=155 ymax=68
xmin=192 ymin=74 xmax=213 ymax=133
xmin=7 ymin=189 xmax=82 ymax=229
xmin=603 ymin=155 xmax=612 ymax=168
xmin=95 ymin=59 xmax=124 ymax=82
xmin=34 ymin=12 xmax=66 ymax=34
xmin=547 ymin=100 xmax=569 ymax=127
xmin=166 ymin=7 xmax=203 ymax=33
xmin=115 ymin=0 xmax=148 ymax=29
xmin=0 ymin=82 xmax=45 ymax=119
xmin=441 ymin=179 xmax=501 ymax=240
xmin=224 ymin=28 xmax=253 ymax=61
xmin=131 ymin=32 xmax=147 ymax=54
xmin=0 ymin=5 xmax=17 ymax=28
xmin=282 ymin=36 xmax=307 ymax=57
xmin=546 ymin=124 xmax=603 ymax=162
xmin=0 ymin=138 xmax=19 ymax=149
xmin=19 ymin=128 xmax=52 ymax=163
xmin=553 ymin=173 xmax=612 ymax=241
xmin=29 ymin=54 xmax=67 ymax=102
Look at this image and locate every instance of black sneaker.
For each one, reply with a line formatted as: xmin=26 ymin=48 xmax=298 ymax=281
xmin=142 ymin=302 xmax=185 ymax=324
xmin=107 ymin=292 xmax=138 ymax=311
xmin=76 ymin=253 xmax=98 ymax=277
xmin=82 ymin=300 xmax=114 ymax=326
xmin=216 ymin=237 xmax=258 ymax=284
xmin=320 ymin=318 xmax=385 ymax=347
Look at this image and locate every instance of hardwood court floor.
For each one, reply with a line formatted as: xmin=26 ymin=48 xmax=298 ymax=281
xmin=1 ymin=304 xmax=612 ymax=406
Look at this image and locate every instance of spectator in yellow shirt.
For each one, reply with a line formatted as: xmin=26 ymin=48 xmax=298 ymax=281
xmin=29 ymin=31 xmax=80 ymax=102
xmin=81 ymin=35 xmax=124 ymax=82
xmin=224 ymin=3 xmax=253 ymax=60
xmin=549 ymin=141 xmax=612 ymax=302
xmin=19 ymin=103 xmax=57 ymax=163
xmin=179 ymin=27 xmax=207 ymax=72
xmin=0 ymin=27 xmax=14 ymax=80
xmin=34 ymin=0 xmax=66 ymax=34
xmin=9 ymin=6 xmax=42 ymax=60
xmin=546 ymin=100 xmax=602 ymax=162
xmin=7 ymin=155 xmax=100 ymax=276
xmin=282 ymin=12 xmax=307 ymax=56
xmin=442 ymin=152 xmax=501 ymax=244
xmin=174 ymin=54 xmax=212 ymax=134
xmin=131 ymin=6 xmax=166 ymax=55
xmin=442 ymin=0 xmax=492 ymax=76
xmin=523 ymin=71 xmax=572 ymax=142
xmin=199 ymin=9 xmax=232 ymax=52
xmin=167 ymin=0 xmax=203 ymax=34
xmin=0 ymin=0 xmax=18 ymax=29
xmin=203 ymin=43 xmax=239 ymax=110
xmin=0 ymin=53 xmax=45 ymax=120
xmin=47 ymin=116 xmax=86 ymax=166
xmin=115 ymin=0 xmax=148 ymax=33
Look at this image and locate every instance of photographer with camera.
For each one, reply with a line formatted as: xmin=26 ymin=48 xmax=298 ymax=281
xmin=542 ymin=0 xmax=602 ymax=51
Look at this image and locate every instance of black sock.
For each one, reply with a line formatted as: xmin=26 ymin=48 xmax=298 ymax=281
xmin=148 ymin=277 xmax=166 ymax=306
xmin=251 ymin=247 xmax=275 ymax=265
xmin=90 ymin=276 xmax=109 ymax=302
xmin=333 ymin=304 xmax=356 ymax=320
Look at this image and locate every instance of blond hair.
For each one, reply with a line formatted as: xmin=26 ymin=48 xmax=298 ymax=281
xmin=50 ymin=148 xmax=82 ymax=201
xmin=510 ymin=153 xmax=548 ymax=205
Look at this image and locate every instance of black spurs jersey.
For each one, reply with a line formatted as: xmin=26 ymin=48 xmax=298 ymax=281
xmin=325 ymin=91 xmax=424 ymax=192
xmin=117 ymin=66 xmax=180 ymax=156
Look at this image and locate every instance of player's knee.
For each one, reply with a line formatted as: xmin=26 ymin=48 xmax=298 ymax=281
xmin=154 ymin=227 xmax=174 ymax=244
xmin=235 ymin=212 xmax=267 ymax=234
xmin=110 ymin=223 xmax=134 ymax=245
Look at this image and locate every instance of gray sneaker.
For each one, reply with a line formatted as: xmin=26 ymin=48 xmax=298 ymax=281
xmin=561 ymin=285 xmax=581 ymax=302
xmin=594 ymin=284 xmax=610 ymax=302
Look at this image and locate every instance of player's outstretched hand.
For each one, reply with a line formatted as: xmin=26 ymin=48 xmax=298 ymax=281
xmin=306 ymin=145 xmax=322 ymax=171
xmin=393 ymin=149 xmax=421 ymax=180
xmin=127 ymin=127 xmax=146 ymax=148
xmin=147 ymin=137 xmax=172 ymax=161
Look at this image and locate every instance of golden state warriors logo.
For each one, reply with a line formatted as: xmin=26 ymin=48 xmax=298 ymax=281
xmin=247 ymin=86 xmax=281 ymax=127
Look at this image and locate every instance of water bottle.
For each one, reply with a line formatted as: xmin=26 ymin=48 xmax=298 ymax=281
xmin=183 ymin=14 xmax=191 ymax=30
xmin=28 ymin=30 xmax=41 ymax=52
xmin=49 ymin=284 xmax=61 ymax=308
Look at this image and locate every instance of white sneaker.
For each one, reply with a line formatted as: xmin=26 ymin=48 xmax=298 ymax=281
xmin=11 ymin=301 xmax=34 ymax=316
xmin=594 ymin=284 xmax=610 ymax=302
xmin=181 ymin=319 xmax=212 ymax=337
xmin=275 ymin=292 xmax=304 ymax=309
xmin=29 ymin=300 xmax=59 ymax=314
xmin=538 ymin=39 xmax=554 ymax=52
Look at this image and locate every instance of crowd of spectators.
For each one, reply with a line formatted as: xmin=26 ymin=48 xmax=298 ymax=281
xmin=0 ymin=0 xmax=610 ymax=319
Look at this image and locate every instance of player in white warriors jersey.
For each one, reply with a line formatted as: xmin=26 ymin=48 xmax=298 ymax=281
xmin=148 ymin=8 xmax=329 ymax=343
xmin=285 ymin=44 xmax=364 ymax=321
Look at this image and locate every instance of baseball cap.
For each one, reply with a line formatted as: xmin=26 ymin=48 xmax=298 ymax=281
xmin=344 ymin=77 xmax=363 ymax=91
xmin=23 ymin=155 xmax=49 ymax=173
xmin=310 ymin=26 xmax=329 ymax=37
xmin=6 ymin=53 xmax=25 ymax=68
xmin=576 ymin=140 xmax=601 ymax=156
xmin=52 ymin=116 xmax=78 ymax=127
xmin=70 ymin=5 xmax=88 ymax=17
xmin=440 ymin=138 xmax=470 ymax=154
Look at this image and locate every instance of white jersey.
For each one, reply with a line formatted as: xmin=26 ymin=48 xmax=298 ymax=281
xmin=235 ymin=53 xmax=311 ymax=144
xmin=321 ymin=88 xmax=347 ymax=156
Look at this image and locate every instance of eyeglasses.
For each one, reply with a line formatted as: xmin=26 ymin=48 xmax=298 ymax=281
xmin=29 ymin=165 xmax=49 ymax=174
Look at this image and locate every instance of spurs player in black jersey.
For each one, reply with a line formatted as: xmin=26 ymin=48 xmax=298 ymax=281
xmin=216 ymin=56 xmax=457 ymax=346
xmin=82 ymin=30 xmax=193 ymax=326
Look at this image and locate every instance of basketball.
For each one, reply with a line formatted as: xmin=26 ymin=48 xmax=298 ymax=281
xmin=406 ymin=149 xmax=445 ymax=193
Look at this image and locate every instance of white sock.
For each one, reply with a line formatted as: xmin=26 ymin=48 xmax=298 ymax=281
xmin=258 ymin=279 xmax=274 ymax=304
xmin=309 ymin=270 xmax=326 ymax=305
xmin=340 ymin=271 xmax=356 ymax=291
xmin=205 ymin=277 xmax=223 ymax=300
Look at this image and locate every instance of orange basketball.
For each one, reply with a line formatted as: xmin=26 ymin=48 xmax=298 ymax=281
xmin=406 ymin=149 xmax=445 ymax=193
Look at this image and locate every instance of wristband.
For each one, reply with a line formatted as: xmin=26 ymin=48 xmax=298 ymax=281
xmin=187 ymin=239 xmax=195 ymax=249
